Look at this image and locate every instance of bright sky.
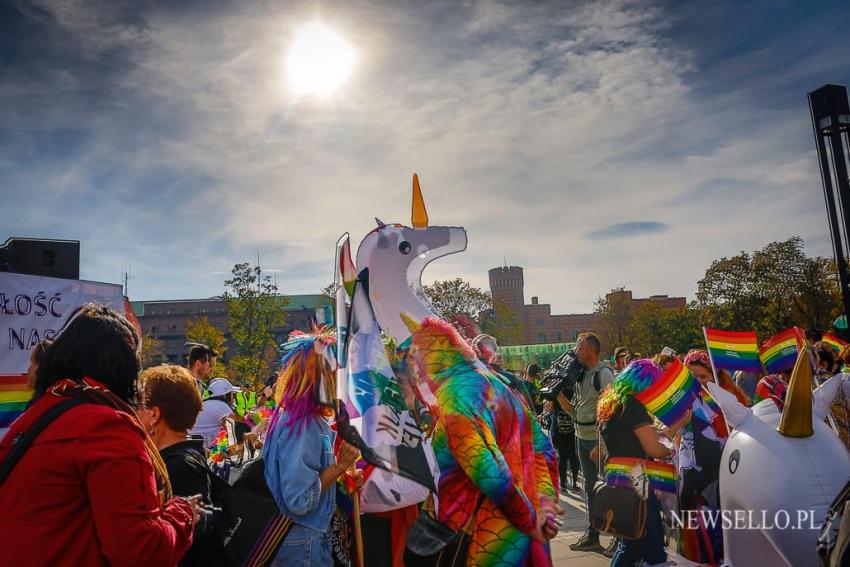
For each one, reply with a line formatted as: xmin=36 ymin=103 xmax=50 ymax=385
xmin=2 ymin=0 xmax=849 ymax=313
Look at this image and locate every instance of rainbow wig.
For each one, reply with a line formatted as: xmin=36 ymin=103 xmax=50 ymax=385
xmin=268 ymin=326 xmax=337 ymax=435
xmin=597 ymin=359 xmax=662 ymax=423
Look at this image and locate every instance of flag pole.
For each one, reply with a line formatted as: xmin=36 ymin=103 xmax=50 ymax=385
xmin=702 ymin=327 xmax=720 ymax=384
xmin=352 ymin=489 xmax=364 ymax=567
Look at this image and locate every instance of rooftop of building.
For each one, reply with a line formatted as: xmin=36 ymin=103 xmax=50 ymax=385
xmin=130 ymin=294 xmax=331 ymax=316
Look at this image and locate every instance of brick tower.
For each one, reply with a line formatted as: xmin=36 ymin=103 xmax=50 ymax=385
xmin=488 ymin=266 xmax=525 ymax=318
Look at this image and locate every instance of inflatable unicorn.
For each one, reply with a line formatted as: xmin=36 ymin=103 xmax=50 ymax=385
xmin=332 ymin=174 xmax=467 ymax=512
xmin=353 ymin=173 xmax=467 ymax=342
xmin=707 ymin=350 xmax=850 ymax=566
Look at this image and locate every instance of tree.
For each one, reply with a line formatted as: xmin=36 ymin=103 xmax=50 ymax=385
xmin=696 ymin=237 xmax=842 ymax=338
xmin=480 ymin=299 xmax=526 ymax=346
xmin=185 ymin=316 xmax=228 ymax=376
xmin=626 ymin=302 xmax=705 ymax=355
xmin=423 ymin=278 xmax=493 ymax=320
xmin=223 ymin=262 xmax=289 ymax=386
xmin=594 ymin=288 xmax=635 ymax=351
xmin=139 ymin=334 xmax=164 ymax=368
xmin=320 ymin=283 xmax=336 ymax=298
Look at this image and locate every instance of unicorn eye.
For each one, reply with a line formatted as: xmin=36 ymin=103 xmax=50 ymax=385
xmin=398 ymin=241 xmax=412 ymax=255
xmin=728 ymin=449 xmax=740 ymax=474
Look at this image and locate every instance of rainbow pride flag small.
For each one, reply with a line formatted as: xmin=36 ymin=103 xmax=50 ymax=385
xmin=636 ymin=358 xmax=699 ymax=427
xmin=0 ymin=374 xmax=32 ymax=431
xmin=704 ymin=328 xmax=762 ymax=373
xmin=605 ymin=457 xmax=677 ymax=494
xmin=699 ymin=389 xmax=720 ymax=413
xmin=822 ymin=333 xmax=847 ymax=352
xmin=759 ymin=328 xmax=800 ymax=374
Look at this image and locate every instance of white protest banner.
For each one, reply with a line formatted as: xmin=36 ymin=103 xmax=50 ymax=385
xmin=0 ymin=273 xmax=126 ymax=436
xmin=0 ymin=272 xmax=125 ymax=374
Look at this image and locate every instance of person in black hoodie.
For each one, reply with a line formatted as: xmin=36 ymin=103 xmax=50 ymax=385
xmin=138 ymin=364 xmax=222 ymax=566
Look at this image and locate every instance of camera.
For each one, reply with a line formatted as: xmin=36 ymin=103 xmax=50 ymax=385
xmin=539 ymin=348 xmax=585 ymax=401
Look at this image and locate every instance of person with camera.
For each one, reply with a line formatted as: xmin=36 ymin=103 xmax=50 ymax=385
xmin=543 ymin=383 xmax=579 ymax=494
xmin=567 ymin=332 xmax=615 ymax=553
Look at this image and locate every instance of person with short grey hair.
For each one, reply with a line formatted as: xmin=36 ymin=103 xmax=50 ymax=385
xmin=564 ymin=332 xmax=615 ymax=553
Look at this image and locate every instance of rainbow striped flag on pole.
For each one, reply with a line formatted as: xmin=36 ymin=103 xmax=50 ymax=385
xmin=635 ymin=357 xmax=698 ymax=427
xmin=703 ymin=328 xmax=762 ymax=373
xmin=759 ymin=328 xmax=801 ymax=374
xmin=822 ymin=333 xmax=847 ymax=352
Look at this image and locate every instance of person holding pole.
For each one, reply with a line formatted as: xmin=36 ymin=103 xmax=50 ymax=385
xmin=262 ymin=329 xmax=364 ymax=566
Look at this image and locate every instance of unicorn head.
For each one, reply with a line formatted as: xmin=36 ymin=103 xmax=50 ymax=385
xmin=355 ymin=174 xmax=467 ymax=343
xmin=707 ymin=350 xmax=850 ymax=566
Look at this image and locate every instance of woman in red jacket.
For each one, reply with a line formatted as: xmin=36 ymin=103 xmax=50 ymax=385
xmin=0 ymin=304 xmax=196 ymax=566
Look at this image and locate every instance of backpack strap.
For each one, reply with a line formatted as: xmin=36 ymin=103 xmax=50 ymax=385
xmin=0 ymin=398 xmax=85 ymax=485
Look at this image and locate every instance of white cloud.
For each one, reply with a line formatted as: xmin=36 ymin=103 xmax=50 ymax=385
xmin=2 ymin=0 xmax=843 ymax=316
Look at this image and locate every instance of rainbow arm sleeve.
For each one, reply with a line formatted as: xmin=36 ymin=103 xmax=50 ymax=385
xmin=529 ymin=409 xmax=558 ymax=498
xmin=442 ymin=406 xmax=537 ymax=535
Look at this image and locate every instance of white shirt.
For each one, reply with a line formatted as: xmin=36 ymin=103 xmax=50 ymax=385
xmin=192 ymin=399 xmax=232 ymax=447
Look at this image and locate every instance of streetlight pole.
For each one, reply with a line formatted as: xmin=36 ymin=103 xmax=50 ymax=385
xmin=809 ymin=84 xmax=850 ymax=324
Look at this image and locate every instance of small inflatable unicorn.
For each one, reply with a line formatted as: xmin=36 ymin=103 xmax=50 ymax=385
xmin=707 ymin=350 xmax=850 ymax=566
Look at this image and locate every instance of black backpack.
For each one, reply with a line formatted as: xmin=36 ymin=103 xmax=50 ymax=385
xmin=182 ymin=452 xmax=292 ymax=567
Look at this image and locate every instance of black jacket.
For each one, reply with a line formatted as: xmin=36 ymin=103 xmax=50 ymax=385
xmin=160 ymin=436 xmax=223 ymax=567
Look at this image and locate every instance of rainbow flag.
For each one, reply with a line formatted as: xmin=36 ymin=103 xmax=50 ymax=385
xmin=605 ymin=457 xmax=677 ymax=494
xmin=636 ymin=358 xmax=699 ymax=427
xmin=759 ymin=328 xmax=800 ymax=374
xmin=822 ymin=333 xmax=847 ymax=352
xmin=704 ymin=328 xmax=762 ymax=373
xmin=0 ymin=375 xmax=32 ymax=430
xmin=699 ymin=389 xmax=719 ymax=411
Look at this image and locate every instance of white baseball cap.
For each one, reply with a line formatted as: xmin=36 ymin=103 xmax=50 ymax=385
xmin=207 ymin=377 xmax=241 ymax=397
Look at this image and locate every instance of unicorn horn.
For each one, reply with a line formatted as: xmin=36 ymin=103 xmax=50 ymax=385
xmin=777 ymin=346 xmax=814 ymax=438
xmin=411 ymin=173 xmax=429 ymax=229
xmin=400 ymin=312 xmax=422 ymax=334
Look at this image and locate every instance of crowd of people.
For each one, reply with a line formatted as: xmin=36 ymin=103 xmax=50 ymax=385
xmin=2 ymin=303 xmax=849 ymax=566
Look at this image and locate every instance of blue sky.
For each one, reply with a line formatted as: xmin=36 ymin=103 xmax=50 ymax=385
xmin=2 ymin=0 xmax=849 ymax=313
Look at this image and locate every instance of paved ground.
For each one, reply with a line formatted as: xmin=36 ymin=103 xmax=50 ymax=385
xmin=551 ymin=487 xmax=614 ymax=567
xmin=551 ymin=486 xmax=697 ymax=567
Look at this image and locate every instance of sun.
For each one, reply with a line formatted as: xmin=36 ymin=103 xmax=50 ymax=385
xmin=287 ymin=21 xmax=356 ymax=98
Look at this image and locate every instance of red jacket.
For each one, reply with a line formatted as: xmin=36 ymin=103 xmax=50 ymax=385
xmin=0 ymin=389 xmax=195 ymax=566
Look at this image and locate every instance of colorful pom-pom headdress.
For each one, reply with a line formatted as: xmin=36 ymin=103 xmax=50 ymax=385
xmin=269 ymin=326 xmax=337 ymax=434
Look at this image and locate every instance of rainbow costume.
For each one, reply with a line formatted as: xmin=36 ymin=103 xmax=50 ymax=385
xmin=408 ymin=317 xmax=558 ymax=566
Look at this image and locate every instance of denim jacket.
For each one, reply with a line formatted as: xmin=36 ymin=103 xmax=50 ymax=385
xmin=263 ymin=413 xmax=336 ymax=532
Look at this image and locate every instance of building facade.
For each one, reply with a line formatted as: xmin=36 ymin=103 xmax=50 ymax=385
xmin=132 ymin=295 xmax=332 ymax=365
xmin=487 ymin=266 xmax=686 ymax=346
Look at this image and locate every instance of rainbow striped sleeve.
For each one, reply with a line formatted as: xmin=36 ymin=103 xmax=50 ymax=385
xmin=759 ymin=328 xmax=799 ymax=374
xmin=705 ymin=329 xmax=762 ymax=373
xmin=526 ymin=403 xmax=558 ymax=498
